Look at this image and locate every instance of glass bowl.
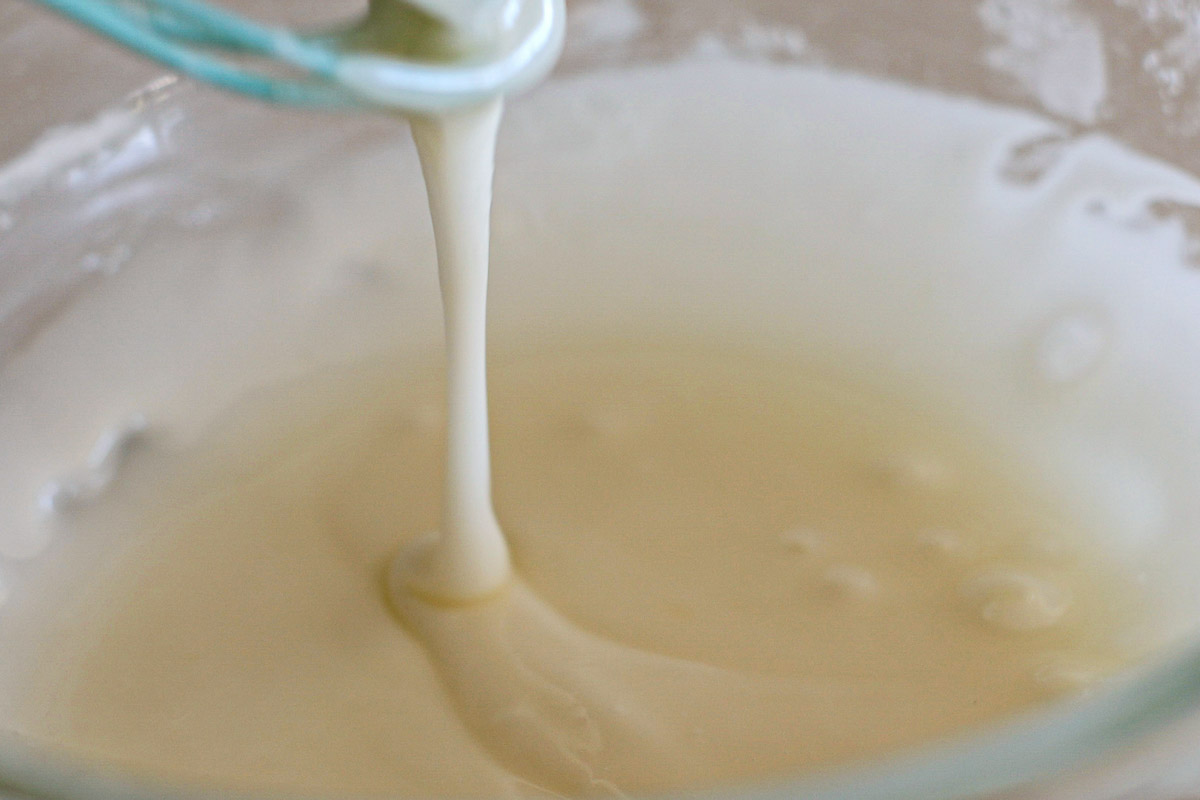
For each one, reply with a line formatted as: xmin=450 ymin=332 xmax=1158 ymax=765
xmin=5 ymin=1 xmax=1200 ymax=798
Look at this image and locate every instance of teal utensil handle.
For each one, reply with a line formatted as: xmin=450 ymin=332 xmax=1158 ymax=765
xmin=27 ymin=0 xmax=565 ymax=112
xmin=32 ymin=0 xmax=359 ymax=108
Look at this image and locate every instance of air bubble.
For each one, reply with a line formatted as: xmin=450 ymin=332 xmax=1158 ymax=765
xmin=581 ymin=406 xmax=646 ymax=437
xmin=1031 ymin=309 xmax=1111 ymax=387
xmin=556 ymin=405 xmax=648 ymax=441
xmin=1033 ymin=654 xmax=1104 ymax=696
xmin=962 ymin=569 xmax=1070 ymax=631
xmin=178 ymin=202 xmax=220 ymax=228
xmin=916 ymin=528 xmax=970 ymax=559
xmin=779 ymin=527 xmax=824 ymax=554
xmin=78 ymin=244 xmax=132 ymax=276
xmin=821 ymin=565 xmax=879 ymax=602
xmin=38 ymin=414 xmax=149 ymax=516
xmin=875 ymin=452 xmax=954 ymax=494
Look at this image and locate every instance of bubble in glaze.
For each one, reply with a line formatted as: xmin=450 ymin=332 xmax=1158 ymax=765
xmin=557 ymin=405 xmax=649 ymax=440
xmin=1032 ymin=653 xmax=1105 ymax=696
xmin=78 ymin=244 xmax=133 ymax=277
xmin=584 ymin=405 xmax=648 ymax=437
xmin=1031 ymin=309 xmax=1111 ymax=387
xmin=177 ymin=201 xmax=220 ymax=229
xmin=821 ymin=565 xmax=880 ymax=602
xmin=962 ymin=569 xmax=1070 ymax=631
xmin=916 ymin=527 xmax=971 ymax=559
xmin=874 ymin=452 xmax=954 ymax=494
xmin=38 ymin=414 xmax=149 ymax=516
xmin=779 ymin=527 xmax=824 ymax=554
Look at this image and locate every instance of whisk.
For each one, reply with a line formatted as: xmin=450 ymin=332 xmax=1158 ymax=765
xmin=29 ymin=0 xmax=565 ymax=112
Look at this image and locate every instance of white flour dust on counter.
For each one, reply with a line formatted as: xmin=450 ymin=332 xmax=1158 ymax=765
xmin=3 ymin=57 xmax=1200 ymax=797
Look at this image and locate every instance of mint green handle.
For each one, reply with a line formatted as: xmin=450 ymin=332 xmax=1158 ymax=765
xmin=28 ymin=0 xmax=564 ymax=112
